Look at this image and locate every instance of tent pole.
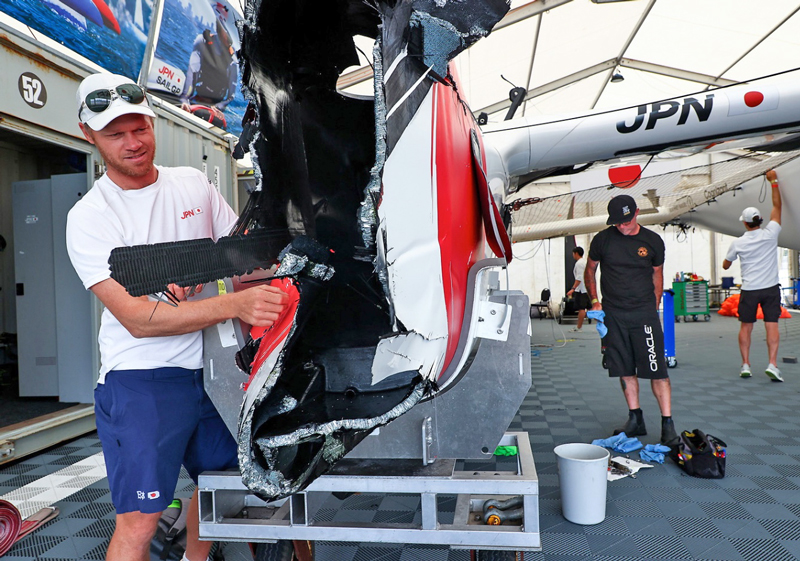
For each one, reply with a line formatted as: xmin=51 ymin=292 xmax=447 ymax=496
xmin=137 ymin=0 xmax=166 ymax=87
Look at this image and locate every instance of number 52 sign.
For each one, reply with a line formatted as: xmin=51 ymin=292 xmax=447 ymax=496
xmin=18 ymin=72 xmax=48 ymax=109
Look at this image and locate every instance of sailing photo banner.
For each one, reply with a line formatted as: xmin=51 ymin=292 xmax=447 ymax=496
xmin=2 ymin=0 xmax=152 ymax=80
xmin=148 ymin=0 xmax=245 ymax=134
xmin=2 ymin=0 xmax=246 ymax=135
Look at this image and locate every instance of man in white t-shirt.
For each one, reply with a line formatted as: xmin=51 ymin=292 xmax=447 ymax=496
xmin=566 ymin=246 xmax=589 ymax=332
xmin=723 ymin=169 xmax=783 ymax=382
xmin=66 ymin=72 xmax=288 ymax=561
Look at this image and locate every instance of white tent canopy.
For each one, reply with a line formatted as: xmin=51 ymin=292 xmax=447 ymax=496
xmin=340 ymin=0 xmax=800 ymax=123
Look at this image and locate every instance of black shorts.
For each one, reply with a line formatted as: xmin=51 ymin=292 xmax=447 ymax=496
xmin=603 ymin=307 xmax=668 ymax=380
xmin=738 ymin=284 xmax=781 ymax=323
xmin=573 ymin=292 xmax=590 ymax=311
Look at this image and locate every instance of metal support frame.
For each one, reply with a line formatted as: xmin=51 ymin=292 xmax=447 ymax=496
xmin=346 ymin=286 xmax=531 ymax=461
xmin=198 ymin=432 xmax=540 ymax=552
xmin=0 ymin=405 xmax=96 ymax=465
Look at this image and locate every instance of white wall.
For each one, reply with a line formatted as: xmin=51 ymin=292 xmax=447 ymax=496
xmin=662 ymin=227 xmax=739 ymax=286
xmin=507 ymin=237 xmax=565 ymax=304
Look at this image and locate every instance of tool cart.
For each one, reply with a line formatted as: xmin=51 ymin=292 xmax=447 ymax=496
xmin=672 ymin=280 xmax=711 ymax=322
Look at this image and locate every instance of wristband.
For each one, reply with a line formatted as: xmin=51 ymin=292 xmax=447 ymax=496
xmin=771 ymin=180 xmax=778 ymax=188
xmin=590 ymin=298 xmax=598 ymax=304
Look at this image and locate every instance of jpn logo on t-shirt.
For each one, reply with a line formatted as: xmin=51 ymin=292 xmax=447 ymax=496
xmin=147 ymin=491 xmax=160 ymax=500
xmin=180 ymin=207 xmax=204 ymax=220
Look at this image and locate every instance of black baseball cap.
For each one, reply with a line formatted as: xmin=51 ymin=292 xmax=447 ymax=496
xmin=607 ymin=195 xmax=638 ymax=225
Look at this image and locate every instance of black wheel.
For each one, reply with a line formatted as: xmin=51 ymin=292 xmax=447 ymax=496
xmin=704 ymin=314 xmax=710 ymax=322
xmin=667 ymin=356 xmax=677 ymax=368
xmin=692 ymin=315 xmax=699 ymax=322
xmin=254 ymin=541 xmax=295 ymax=561
xmin=473 ymin=550 xmax=522 ymax=560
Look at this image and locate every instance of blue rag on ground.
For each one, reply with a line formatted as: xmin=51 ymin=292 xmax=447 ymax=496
xmin=592 ymin=432 xmax=643 ymax=453
xmin=639 ymin=443 xmax=671 ymax=464
xmin=586 ymin=310 xmax=608 ymax=337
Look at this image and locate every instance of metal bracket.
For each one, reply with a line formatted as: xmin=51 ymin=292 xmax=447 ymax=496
xmin=0 ymin=440 xmax=15 ymax=461
xmin=422 ymin=417 xmax=434 ymax=465
xmin=475 ymin=301 xmax=512 ymax=341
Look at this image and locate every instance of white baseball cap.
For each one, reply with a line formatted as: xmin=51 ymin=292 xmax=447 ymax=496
xmin=76 ymin=73 xmax=155 ymax=131
xmin=739 ymin=207 xmax=761 ymax=223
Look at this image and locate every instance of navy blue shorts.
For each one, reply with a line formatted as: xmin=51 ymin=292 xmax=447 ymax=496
xmin=95 ymin=367 xmax=238 ymax=514
xmin=603 ymin=307 xmax=668 ymax=380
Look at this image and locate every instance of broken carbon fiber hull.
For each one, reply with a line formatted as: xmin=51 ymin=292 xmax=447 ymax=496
xmin=110 ymin=0 xmax=512 ymax=501
xmin=234 ymin=0 xmax=511 ymax=500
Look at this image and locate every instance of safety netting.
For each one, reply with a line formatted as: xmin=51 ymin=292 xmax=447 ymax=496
xmin=507 ymin=149 xmax=800 ymax=242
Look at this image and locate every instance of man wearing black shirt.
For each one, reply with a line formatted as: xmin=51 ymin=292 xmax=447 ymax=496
xmin=585 ymin=195 xmax=678 ymax=446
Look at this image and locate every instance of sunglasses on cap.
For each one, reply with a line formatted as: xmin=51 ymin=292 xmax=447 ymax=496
xmin=79 ymin=84 xmax=147 ymax=118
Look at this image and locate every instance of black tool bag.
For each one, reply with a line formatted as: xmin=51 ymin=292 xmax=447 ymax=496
xmin=150 ymin=499 xmax=188 ymax=561
xmin=670 ymin=429 xmax=727 ymax=478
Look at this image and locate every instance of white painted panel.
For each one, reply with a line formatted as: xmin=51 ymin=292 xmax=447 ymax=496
xmin=376 ymin=89 xmax=448 ymax=379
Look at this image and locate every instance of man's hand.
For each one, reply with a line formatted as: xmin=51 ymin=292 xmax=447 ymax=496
xmin=229 ymin=284 xmax=289 ymax=327
xmin=91 ymin=278 xmax=289 ymax=338
xmin=767 ymin=169 xmax=782 ymax=225
xmin=566 ymin=289 xmax=574 ymax=298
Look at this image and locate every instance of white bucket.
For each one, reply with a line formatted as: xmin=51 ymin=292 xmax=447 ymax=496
xmin=554 ymin=443 xmax=610 ymax=525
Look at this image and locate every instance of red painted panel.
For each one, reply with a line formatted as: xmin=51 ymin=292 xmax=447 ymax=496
xmin=472 ymin=133 xmax=512 ymax=263
xmin=432 ymin=76 xmax=484 ymax=375
xmin=608 ymin=165 xmax=641 ymax=189
xmin=245 ymin=277 xmax=299 ymax=390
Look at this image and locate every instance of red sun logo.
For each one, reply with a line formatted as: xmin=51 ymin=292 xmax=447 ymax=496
xmin=744 ymin=91 xmax=764 ymax=108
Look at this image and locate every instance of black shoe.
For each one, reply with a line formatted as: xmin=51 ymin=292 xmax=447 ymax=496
xmin=613 ymin=411 xmax=647 ymax=437
xmin=661 ymin=418 xmax=679 ymax=447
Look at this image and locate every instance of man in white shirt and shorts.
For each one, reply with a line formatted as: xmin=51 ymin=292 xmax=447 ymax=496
xmin=723 ymin=169 xmax=783 ymax=382
xmin=67 ymin=72 xmax=288 ymax=561
xmin=566 ymin=246 xmax=589 ymax=332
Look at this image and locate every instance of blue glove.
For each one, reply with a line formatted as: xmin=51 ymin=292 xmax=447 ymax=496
xmin=639 ymin=444 xmax=671 ymax=464
xmin=592 ymin=432 xmax=643 ymax=453
xmin=586 ymin=310 xmax=608 ymax=337
xmin=616 ymin=436 xmax=643 ymax=453
xmin=592 ymin=432 xmax=627 ymax=449
xmin=639 ymin=449 xmax=661 ymax=463
xmin=586 ymin=310 xmax=605 ymax=321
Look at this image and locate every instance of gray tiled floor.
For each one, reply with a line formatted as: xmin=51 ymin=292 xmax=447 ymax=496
xmin=2 ymin=312 xmax=800 ymax=560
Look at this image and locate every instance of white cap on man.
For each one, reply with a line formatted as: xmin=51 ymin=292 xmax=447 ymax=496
xmin=739 ymin=207 xmax=761 ymax=223
xmin=77 ymin=73 xmax=155 ymax=131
